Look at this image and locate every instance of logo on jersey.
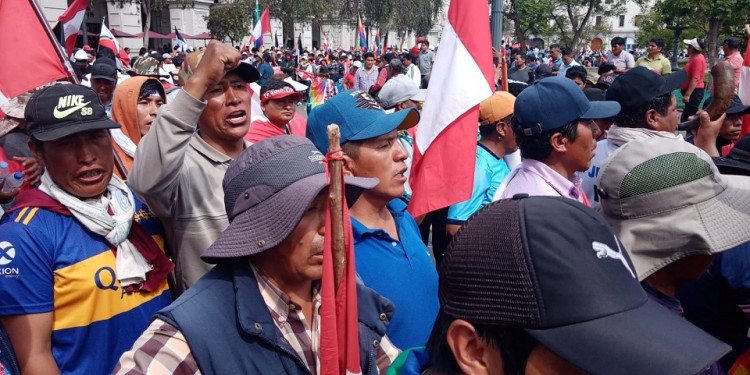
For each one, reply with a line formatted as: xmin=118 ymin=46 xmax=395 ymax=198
xmin=0 ymin=241 xmax=15 ymax=265
xmin=0 ymin=241 xmax=20 ymax=278
xmin=592 ymin=236 xmax=635 ymax=278
xmin=52 ymin=95 xmax=92 ymax=119
xmin=308 ymin=150 xmax=324 ymax=163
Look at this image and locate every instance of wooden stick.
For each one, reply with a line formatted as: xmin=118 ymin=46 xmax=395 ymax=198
xmin=327 ymin=124 xmax=345 ymax=291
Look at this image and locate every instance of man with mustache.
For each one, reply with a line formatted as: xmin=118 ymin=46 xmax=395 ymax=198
xmin=128 ymin=41 xmax=260 ymax=295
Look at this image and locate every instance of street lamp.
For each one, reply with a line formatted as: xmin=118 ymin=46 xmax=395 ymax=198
xmin=667 ymin=18 xmax=688 ymax=71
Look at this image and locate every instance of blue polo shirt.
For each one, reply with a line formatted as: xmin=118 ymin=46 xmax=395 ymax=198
xmin=447 ymin=144 xmax=510 ymax=225
xmin=351 ymin=199 xmax=439 ymax=350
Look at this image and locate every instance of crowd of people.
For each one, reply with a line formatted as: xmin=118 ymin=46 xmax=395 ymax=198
xmin=0 ymin=28 xmax=749 ymax=375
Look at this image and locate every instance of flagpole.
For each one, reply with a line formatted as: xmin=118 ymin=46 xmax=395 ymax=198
xmin=28 ymin=0 xmax=79 ymax=84
xmin=326 ymin=124 xmax=345 ymax=290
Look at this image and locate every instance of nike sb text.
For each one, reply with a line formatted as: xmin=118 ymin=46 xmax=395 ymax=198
xmin=53 ymin=95 xmax=91 ymax=119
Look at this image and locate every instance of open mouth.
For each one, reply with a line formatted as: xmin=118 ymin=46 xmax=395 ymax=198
xmin=76 ymin=169 xmax=105 ymax=183
xmin=225 ymin=110 xmax=247 ymax=125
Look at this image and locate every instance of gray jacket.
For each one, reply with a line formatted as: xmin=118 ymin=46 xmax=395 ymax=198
xmin=129 ymin=89 xmax=248 ymax=294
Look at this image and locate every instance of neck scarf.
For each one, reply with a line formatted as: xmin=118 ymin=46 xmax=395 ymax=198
xmin=39 ymin=173 xmax=152 ymax=287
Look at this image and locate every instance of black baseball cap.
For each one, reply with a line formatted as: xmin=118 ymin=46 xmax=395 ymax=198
xmin=25 ymin=84 xmax=120 ymax=142
xmin=606 ymin=66 xmax=687 ymax=111
xmin=713 ymin=133 xmax=750 ymax=176
xmin=90 ymin=60 xmax=117 ymax=82
xmin=723 ymin=37 xmax=741 ymax=49
xmin=440 ymin=195 xmax=730 ymax=375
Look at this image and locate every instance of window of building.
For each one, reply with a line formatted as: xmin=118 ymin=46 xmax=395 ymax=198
xmin=634 ymin=14 xmax=642 ymax=26
xmin=619 ymin=15 xmax=625 ymax=27
xmin=596 ymin=16 xmax=602 ymax=26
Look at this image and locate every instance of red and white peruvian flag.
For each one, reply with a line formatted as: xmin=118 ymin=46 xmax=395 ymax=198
xmin=407 ymin=0 xmax=494 ymax=218
xmin=0 ymin=0 xmax=69 ymax=111
xmin=58 ymin=0 xmax=88 ymax=55
xmin=739 ymin=29 xmax=750 ymax=138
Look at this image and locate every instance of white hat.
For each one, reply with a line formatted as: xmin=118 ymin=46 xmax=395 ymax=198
xmin=378 ymin=75 xmax=427 ymax=109
xmin=352 ymin=61 xmax=362 ymax=68
xmin=74 ymin=50 xmax=88 ymax=61
xmin=683 ymin=38 xmax=702 ymax=51
xmin=162 ymin=53 xmax=172 ymax=60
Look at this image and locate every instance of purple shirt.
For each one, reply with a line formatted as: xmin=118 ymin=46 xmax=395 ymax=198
xmin=500 ymin=159 xmax=585 ymax=203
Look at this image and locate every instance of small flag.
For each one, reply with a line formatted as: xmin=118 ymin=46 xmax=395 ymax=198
xmin=357 ymin=16 xmax=366 ymax=50
xmin=374 ymin=28 xmax=381 ymax=57
xmin=175 ymin=28 xmax=187 ymax=52
xmin=251 ymin=8 xmax=271 ymax=51
xmin=408 ymin=0 xmax=495 ymax=218
xmin=56 ymin=0 xmax=88 ymax=55
xmin=99 ymin=20 xmax=120 ymax=54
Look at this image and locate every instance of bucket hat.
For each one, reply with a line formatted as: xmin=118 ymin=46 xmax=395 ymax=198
xmin=596 ymin=137 xmax=750 ymax=280
xmin=201 ymin=135 xmax=378 ymax=262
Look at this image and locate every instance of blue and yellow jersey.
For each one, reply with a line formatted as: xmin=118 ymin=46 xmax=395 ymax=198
xmin=0 ymin=195 xmax=171 ymax=375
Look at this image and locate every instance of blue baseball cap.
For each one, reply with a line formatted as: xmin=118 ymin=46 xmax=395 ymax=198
xmin=306 ymin=89 xmax=420 ymax=152
xmin=515 ymin=77 xmax=621 ymax=136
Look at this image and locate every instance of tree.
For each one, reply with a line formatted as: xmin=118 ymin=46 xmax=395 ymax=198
xmin=644 ymin=0 xmax=750 ymax=66
xmin=110 ymin=0 xmax=193 ymax=48
xmin=205 ymin=1 xmax=253 ymax=46
xmin=548 ymin=0 xmax=627 ymax=52
xmin=505 ymin=0 xmax=554 ymax=52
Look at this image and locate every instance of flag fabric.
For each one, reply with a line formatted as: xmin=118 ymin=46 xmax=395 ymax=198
xmin=250 ymin=8 xmax=271 ymax=51
xmin=309 ymin=77 xmax=326 ymax=108
xmin=275 ymin=32 xmax=279 ymax=48
xmin=739 ymin=35 xmax=750 ymax=138
xmin=407 ymin=0 xmax=495 ymax=218
xmin=374 ymin=29 xmax=381 ymax=57
xmin=175 ymin=29 xmax=188 ymax=52
xmin=323 ymin=32 xmax=329 ymax=51
xmin=297 ymin=34 xmax=303 ymax=52
xmin=0 ymin=0 xmax=70 ymax=110
xmin=357 ymin=16 xmax=366 ymax=50
xmin=319 ymin=167 xmax=361 ymax=375
xmin=99 ymin=21 xmax=119 ymax=54
xmin=57 ymin=0 xmax=88 ymax=55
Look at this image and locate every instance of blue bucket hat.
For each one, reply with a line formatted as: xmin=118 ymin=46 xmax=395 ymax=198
xmin=515 ymin=77 xmax=621 ymax=136
xmin=306 ymin=89 xmax=420 ymax=152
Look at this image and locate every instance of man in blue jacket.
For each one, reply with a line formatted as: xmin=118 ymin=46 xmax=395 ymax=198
xmin=115 ymin=136 xmax=401 ymax=375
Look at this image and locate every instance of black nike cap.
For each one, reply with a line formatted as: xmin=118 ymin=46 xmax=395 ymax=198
xmin=25 ymin=84 xmax=120 ymax=142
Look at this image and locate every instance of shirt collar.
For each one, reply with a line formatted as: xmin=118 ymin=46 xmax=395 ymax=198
xmin=190 ymin=133 xmax=251 ymax=163
xmin=521 ymin=159 xmax=583 ymax=200
xmin=251 ymin=263 xmax=321 ymax=324
xmin=351 ymin=199 xmax=406 ymax=244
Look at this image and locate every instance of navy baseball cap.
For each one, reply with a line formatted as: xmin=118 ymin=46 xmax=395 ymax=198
xmin=306 ymin=89 xmax=420 ymax=152
xmin=606 ymin=67 xmax=687 ymax=111
xmin=702 ymin=94 xmax=750 ymax=115
xmin=515 ymin=77 xmax=621 ymax=136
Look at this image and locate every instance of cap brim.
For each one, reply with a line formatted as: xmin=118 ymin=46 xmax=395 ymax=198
xmin=31 ymin=117 xmax=121 ymax=142
xmin=727 ymin=104 xmax=750 ymax=115
xmin=580 ymin=101 xmax=621 ymax=120
xmin=660 ymin=69 xmax=687 ymax=96
xmin=201 ymin=173 xmax=378 ymax=263
xmin=231 ymin=62 xmax=260 ymax=83
xmin=713 ymin=157 xmax=750 ymax=175
xmin=347 ymin=107 xmax=420 ymax=142
xmin=91 ymin=75 xmax=116 ymax=82
xmin=263 ymin=92 xmax=304 ymax=103
xmin=528 ymin=298 xmax=730 ymax=375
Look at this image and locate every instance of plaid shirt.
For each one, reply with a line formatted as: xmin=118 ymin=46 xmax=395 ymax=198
xmin=114 ymin=264 xmax=400 ymax=375
xmin=354 ymin=66 xmax=380 ymax=92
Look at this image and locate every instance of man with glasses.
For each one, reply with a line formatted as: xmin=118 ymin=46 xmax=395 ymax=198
xmin=636 ymin=38 xmax=672 ymax=76
xmin=499 ymin=77 xmax=621 ymax=206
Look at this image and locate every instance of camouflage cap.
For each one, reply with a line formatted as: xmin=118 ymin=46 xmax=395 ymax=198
xmin=178 ymin=49 xmax=260 ymax=86
xmin=130 ymin=57 xmax=168 ymax=77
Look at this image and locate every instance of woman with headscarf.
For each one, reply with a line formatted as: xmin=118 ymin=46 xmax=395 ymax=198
xmin=111 ymin=77 xmax=166 ymax=179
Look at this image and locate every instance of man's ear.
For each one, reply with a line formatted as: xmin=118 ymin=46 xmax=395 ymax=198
xmin=549 ymin=132 xmax=567 ymax=152
xmin=446 ymin=319 xmax=494 ymax=375
xmin=341 ymin=154 xmax=355 ymax=177
xmin=28 ymin=139 xmax=45 ymax=168
xmin=644 ymin=109 xmax=660 ymax=131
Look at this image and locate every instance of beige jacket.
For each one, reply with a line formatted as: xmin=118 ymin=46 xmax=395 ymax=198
xmin=129 ymin=89 xmax=248 ymax=294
